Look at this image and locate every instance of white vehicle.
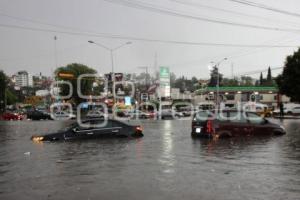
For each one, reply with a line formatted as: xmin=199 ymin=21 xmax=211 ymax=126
xmin=243 ymin=102 xmax=268 ymax=112
xmin=273 ymin=104 xmax=300 ymax=115
xmin=291 ymin=107 xmax=300 ymax=115
xmin=159 ymin=102 xmax=183 ymax=119
xmin=127 ymin=110 xmax=152 ymax=119
xmin=285 ymin=107 xmax=300 ymax=115
xmin=178 ymin=106 xmax=193 ymax=116
xmin=86 ymin=110 xmax=106 ymax=119
xmin=198 ymin=102 xmax=215 ymax=111
xmin=52 ymin=111 xmax=76 ymax=120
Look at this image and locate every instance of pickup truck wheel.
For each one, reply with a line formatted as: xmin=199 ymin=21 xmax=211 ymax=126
xmin=273 ymin=131 xmax=285 ymax=136
xmin=217 ymin=131 xmax=232 ymax=138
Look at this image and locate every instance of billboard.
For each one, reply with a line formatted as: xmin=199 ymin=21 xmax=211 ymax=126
xmin=159 ymin=66 xmax=170 ymax=98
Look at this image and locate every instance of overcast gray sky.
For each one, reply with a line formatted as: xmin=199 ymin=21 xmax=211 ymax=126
xmin=0 ymin=0 xmax=300 ymax=79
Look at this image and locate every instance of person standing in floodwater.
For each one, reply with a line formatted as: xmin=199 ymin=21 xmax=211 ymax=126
xmin=279 ymin=102 xmax=284 ymax=118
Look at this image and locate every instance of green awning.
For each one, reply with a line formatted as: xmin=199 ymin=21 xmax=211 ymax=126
xmin=197 ymin=86 xmax=278 ymax=93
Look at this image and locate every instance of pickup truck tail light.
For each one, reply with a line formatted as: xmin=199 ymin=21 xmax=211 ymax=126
xmin=206 ymin=120 xmax=214 ymax=134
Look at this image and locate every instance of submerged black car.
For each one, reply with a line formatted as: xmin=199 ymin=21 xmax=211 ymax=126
xmin=31 ymin=119 xmax=143 ymax=142
xmin=27 ymin=110 xmax=52 ymax=120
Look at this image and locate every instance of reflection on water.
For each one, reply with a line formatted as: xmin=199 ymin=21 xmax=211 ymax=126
xmin=160 ymin=120 xmax=174 ymax=169
xmin=0 ymin=119 xmax=299 ymax=200
xmin=156 ymin=120 xmax=176 ymax=192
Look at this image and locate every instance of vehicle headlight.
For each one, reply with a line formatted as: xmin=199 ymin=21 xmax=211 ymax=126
xmin=32 ymin=136 xmax=44 ymax=142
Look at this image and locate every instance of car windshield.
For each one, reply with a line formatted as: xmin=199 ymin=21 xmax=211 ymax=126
xmin=246 ymin=112 xmax=264 ymax=124
xmin=195 ymin=111 xmax=213 ymax=121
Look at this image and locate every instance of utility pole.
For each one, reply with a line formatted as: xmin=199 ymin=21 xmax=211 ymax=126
xmin=138 ymin=66 xmax=149 ymax=90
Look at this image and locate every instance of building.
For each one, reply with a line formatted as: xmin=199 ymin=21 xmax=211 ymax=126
xmin=15 ymin=71 xmax=33 ymax=88
xmin=194 ymin=86 xmax=290 ymax=108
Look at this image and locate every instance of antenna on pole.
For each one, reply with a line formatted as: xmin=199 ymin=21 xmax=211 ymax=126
xmin=53 ymin=35 xmax=59 ymax=101
xmin=231 ymin=62 xmax=234 ymax=79
xmin=54 ymin=36 xmax=58 ymax=70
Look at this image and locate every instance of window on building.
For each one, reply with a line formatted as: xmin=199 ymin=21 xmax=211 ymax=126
xmin=259 ymin=95 xmax=263 ymax=100
xmin=226 ymin=94 xmax=235 ymax=101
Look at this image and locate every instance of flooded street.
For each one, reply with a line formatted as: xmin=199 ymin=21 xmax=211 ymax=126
xmin=0 ymin=119 xmax=299 ymax=200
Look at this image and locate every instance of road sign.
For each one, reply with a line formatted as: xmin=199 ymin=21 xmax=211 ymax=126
xmin=58 ymin=72 xmax=74 ymax=79
xmin=159 ymin=66 xmax=170 ymax=98
xmin=141 ymin=93 xmax=148 ymax=101
xmin=160 ymin=67 xmax=170 ymax=79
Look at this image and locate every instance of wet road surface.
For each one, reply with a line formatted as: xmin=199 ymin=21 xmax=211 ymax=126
xmin=0 ymin=119 xmax=299 ymax=200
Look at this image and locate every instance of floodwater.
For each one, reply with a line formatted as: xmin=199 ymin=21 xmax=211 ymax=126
xmin=0 ymin=119 xmax=299 ymax=200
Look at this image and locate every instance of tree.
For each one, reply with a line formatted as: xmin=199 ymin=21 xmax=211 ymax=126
xmin=6 ymin=90 xmax=17 ymax=105
xmin=276 ymin=48 xmax=300 ymax=102
xmin=0 ymin=71 xmax=7 ymax=113
xmin=222 ymin=78 xmax=239 ymax=86
xmin=264 ymin=66 xmax=274 ymax=86
xmin=208 ymin=66 xmax=223 ymax=87
xmin=240 ymin=76 xmax=254 ymax=86
xmin=259 ymin=72 xmax=264 ymax=85
xmin=174 ymin=76 xmax=185 ymax=92
xmin=170 ymin=72 xmax=176 ymax=87
xmin=55 ymin=63 xmax=97 ymax=105
xmin=267 ymin=67 xmax=272 ymax=82
xmin=191 ymin=76 xmax=198 ymax=84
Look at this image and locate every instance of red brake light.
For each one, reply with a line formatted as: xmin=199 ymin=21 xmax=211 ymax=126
xmin=206 ymin=120 xmax=213 ymax=134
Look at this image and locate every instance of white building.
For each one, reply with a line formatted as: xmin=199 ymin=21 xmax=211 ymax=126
xmin=15 ymin=71 xmax=33 ymax=87
xmin=193 ymin=86 xmax=290 ymax=108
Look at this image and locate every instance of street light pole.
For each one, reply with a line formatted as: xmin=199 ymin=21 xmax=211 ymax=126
xmin=88 ymin=40 xmax=131 ymax=118
xmin=110 ymin=50 xmax=114 ymax=75
xmin=88 ymin=40 xmax=131 ymax=100
xmin=210 ymin=58 xmax=227 ymax=110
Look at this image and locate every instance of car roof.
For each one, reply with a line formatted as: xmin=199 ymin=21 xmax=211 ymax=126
xmin=81 ymin=118 xmax=132 ymax=124
xmin=196 ymin=110 xmax=258 ymax=115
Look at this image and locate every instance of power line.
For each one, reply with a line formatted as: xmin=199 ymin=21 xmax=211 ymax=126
xmin=237 ymin=66 xmax=283 ymax=76
xmin=228 ymin=0 xmax=300 ymax=18
xmin=0 ymin=43 xmax=88 ymax=62
xmin=171 ymin=0 xmax=300 ymax=28
xmin=0 ymin=11 xmax=101 ymax=34
xmin=103 ymin=0 xmax=300 ymax=33
xmin=3 ymin=1 xmax=300 ymax=34
xmin=0 ymin=23 xmax=299 ymax=48
xmin=168 ymin=33 xmax=299 ymax=69
xmin=3 ymin=1 xmax=300 ymax=32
